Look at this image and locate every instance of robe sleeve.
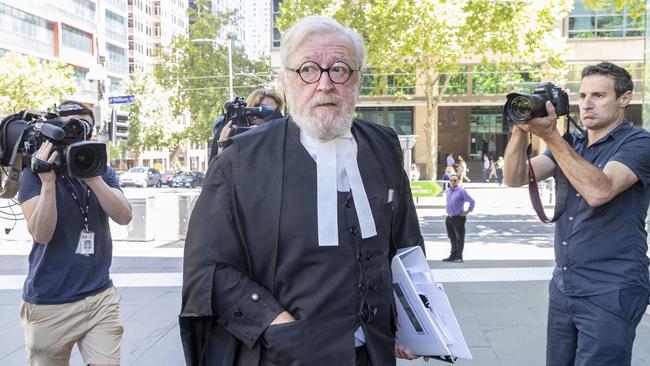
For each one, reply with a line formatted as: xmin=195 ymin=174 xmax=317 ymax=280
xmin=180 ymin=150 xmax=285 ymax=355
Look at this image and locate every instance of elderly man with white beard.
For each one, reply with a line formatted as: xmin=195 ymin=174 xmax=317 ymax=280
xmin=179 ymin=15 xmax=425 ymax=366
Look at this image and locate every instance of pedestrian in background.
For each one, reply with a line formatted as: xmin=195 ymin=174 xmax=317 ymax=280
xmin=445 ymin=152 xmax=455 ymax=167
xmin=504 ymin=62 xmax=650 ymax=366
xmin=495 ymin=156 xmax=504 ymax=185
xmin=443 ymin=175 xmax=475 ymax=263
xmin=457 ymin=155 xmax=471 ymax=183
xmin=410 ymin=163 xmax=420 ymax=181
xmin=482 ymin=154 xmax=490 ymax=182
xmin=489 ymin=157 xmax=498 ymax=182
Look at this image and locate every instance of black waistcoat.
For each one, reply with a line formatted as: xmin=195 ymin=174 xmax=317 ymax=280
xmin=258 ymin=124 xmax=397 ymax=366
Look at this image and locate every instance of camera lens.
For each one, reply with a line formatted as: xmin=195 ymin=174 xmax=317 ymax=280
xmin=73 ymin=147 xmax=94 ymax=170
xmin=65 ymin=141 xmax=107 ymax=178
xmin=510 ymin=96 xmax=532 ymax=121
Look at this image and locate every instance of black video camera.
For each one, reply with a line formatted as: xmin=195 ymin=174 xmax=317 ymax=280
xmin=220 ymin=96 xmax=275 ymax=137
xmin=503 ymin=82 xmax=569 ymax=125
xmin=0 ymin=109 xmax=107 ymax=179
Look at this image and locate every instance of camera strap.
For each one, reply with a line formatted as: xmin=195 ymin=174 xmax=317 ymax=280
xmin=527 ymin=116 xmax=583 ymax=223
xmin=0 ymin=122 xmax=30 ymax=199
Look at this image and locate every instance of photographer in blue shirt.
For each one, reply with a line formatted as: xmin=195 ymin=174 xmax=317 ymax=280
xmin=504 ymin=62 xmax=650 ymax=366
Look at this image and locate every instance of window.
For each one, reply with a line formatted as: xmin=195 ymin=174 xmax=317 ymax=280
xmin=568 ymin=1 xmax=644 ymax=38
xmin=470 ymin=107 xmax=507 ymax=134
xmin=61 ymin=24 xmax=92 ymax=53
xmin=106 ymin=43 xmax=128 ymax=74
xmin=106 ymin=9 xmax=127 ymax=44
xmin=0 ymin=3 xmax=54 ymax=55
xmin=356 ymin=107 xmax=414 ymax=135
xmin=272 ymin=0 xmax=281 ymax=47
xmin=106 ymin=0 xmax=127 ymax=13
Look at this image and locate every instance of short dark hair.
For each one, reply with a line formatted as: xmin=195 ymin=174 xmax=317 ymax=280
xmin=58 ymin=100 xmax=95 ymax=125
xmin=581 ymin=62 xmax=633 ymax=98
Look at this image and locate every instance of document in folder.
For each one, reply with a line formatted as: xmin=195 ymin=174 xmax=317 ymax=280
xmin=392 ymin=246 xmax=472 ymax=362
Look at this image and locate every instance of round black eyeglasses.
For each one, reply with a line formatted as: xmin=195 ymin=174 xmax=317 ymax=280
xmin=286 ymin=61 xmax=359 ymax=84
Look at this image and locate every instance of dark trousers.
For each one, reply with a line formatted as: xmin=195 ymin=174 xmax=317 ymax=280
xmin=356 ymin=345 xmax=370 ymax=366
xmin=546 ymin=281 xmax=649 ymax=366
xmin=445 ymin=215 xmax=466 ymax=259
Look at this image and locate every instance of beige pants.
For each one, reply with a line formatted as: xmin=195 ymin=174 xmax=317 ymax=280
xmin=20 ymin=286 xmax=123 ymax=366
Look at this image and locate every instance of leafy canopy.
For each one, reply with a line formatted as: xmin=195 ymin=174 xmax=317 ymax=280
xmin=0 ymin=52 xmax=76 ymax=115
xmin=277 ymin=0 xmax=572 ymax=177
xmin=155 ymin=0 xmax=275 ymax=143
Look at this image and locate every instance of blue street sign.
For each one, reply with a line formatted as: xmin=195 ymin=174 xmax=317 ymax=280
xmin=108 ymin=95 xmax=136 ymax=105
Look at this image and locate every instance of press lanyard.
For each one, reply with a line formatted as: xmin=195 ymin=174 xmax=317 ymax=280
xmin=61 ymin=175 xmax=91 ymax=231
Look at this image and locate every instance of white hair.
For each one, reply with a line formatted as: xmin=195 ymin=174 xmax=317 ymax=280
xmin=280 ymin=15 xmax=366 ymax=71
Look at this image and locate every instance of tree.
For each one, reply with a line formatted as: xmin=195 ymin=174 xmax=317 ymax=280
xmin=278 ymin=0 xmax=573 ymax=178
xmin=584 ymin=0 xmax=645 ymax=19
xmin=155 ymin=0 xmax=275 ymax=144
xmin=122 ymin=73 xmax=176 ymax=162
xmin=0 ymin=52 xmax=76 ymax=115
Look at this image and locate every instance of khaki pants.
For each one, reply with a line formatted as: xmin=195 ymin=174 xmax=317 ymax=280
xmin=20 ymin=286 xmax=123 ymax=366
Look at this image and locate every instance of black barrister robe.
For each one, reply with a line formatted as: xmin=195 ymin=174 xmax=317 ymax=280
xmin=180 ymin=117 xmax=424 ymax=365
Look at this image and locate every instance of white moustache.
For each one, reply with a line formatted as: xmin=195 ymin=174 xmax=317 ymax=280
xmin=308 ymin=95 xmax=342 ymax=109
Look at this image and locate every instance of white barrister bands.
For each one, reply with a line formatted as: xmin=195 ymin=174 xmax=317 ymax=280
xmin=301 ymin=129 xmax=377 ymax=246
xmin=316 ymin=139 xmax=339 ymax=246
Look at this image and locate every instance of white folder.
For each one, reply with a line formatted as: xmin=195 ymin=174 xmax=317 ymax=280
xmin=392 ymin=246 xmax=472 ymax=361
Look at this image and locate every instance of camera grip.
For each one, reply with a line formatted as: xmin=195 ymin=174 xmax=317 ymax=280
xmin=31 ymin=156 xmax=52 ymax=173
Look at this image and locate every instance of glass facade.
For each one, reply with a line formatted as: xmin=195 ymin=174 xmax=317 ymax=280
xmin=61 ymin=24 xmax=93 ymax=54
xmin=362 ymin=70 xmax=416 ymax=96
xmin=108 ymin=76 xmax=125 ymax=94
xmin=272 ymin=0 xmax=281 ymax=48
xmin=469 ymin=106 xmax=508 ymax=160
xmin=0 ymin=3 xmax=54 ymax=56
xmin=106 ymin=0 xmax=128 ymax=13
xmin=565 ymin=62 xmax=644 ymax=94
xmin=356 ymin=106 xmax=414 ymax=135
xmin=57 ymin=0 xmax=96 ymax=29
xmin=106 ymin=9 xmax=127 ymax=44
xmin=106 ymin=43 xmax=128 ymax=74
xmin=568 ymin=1 xmax=644 ymax=38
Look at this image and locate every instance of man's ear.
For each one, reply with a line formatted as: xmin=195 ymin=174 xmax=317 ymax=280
xmin=619 ymin=90 xmax=632 ymax=108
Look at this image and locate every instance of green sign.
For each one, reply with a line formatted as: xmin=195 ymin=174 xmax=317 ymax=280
xmin=410 ymin=181 xmax=443 ymax=198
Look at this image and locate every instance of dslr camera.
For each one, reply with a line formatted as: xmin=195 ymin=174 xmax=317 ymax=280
xmin=0 ymin=109 xmax=107 ymax=179
xmin=218 ymin=96 xmax=275 ymax=137
xmin=503 ymin=82 xmax=569 ymax=125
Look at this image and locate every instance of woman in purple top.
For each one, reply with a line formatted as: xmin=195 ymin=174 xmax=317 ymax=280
xmin=443 ymin=175 xmax=475 ymax=263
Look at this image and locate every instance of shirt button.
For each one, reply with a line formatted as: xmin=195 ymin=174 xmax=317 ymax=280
xmin=568 ymin=216 xmax=574 ymax=221
xmin=349 ymin=226 xmax=358 ymax=236
xmin=561 ymin=241 xmax=567 ymax=246
xmin=357 ymin=253 xmax=364 ymax=263
xmin=250 ymin=293 xmax=260 ymax=302
xmin=233 ymin=310 xmax=242 ymax=317
xmin=575 ymin=193 xmax=580 ymax=197
xmin=562 ymin=266 xmax=568 ymax=271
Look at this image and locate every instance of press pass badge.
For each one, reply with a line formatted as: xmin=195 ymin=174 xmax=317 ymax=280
xmin=76 ymin=230 xmax=95 ymax=256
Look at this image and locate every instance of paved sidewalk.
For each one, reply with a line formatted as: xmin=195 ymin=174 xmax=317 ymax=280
xmin=1 ymin=241 xmax=648 ymax=365
xmin=1 ymin=185 xmax=648 ymax=365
